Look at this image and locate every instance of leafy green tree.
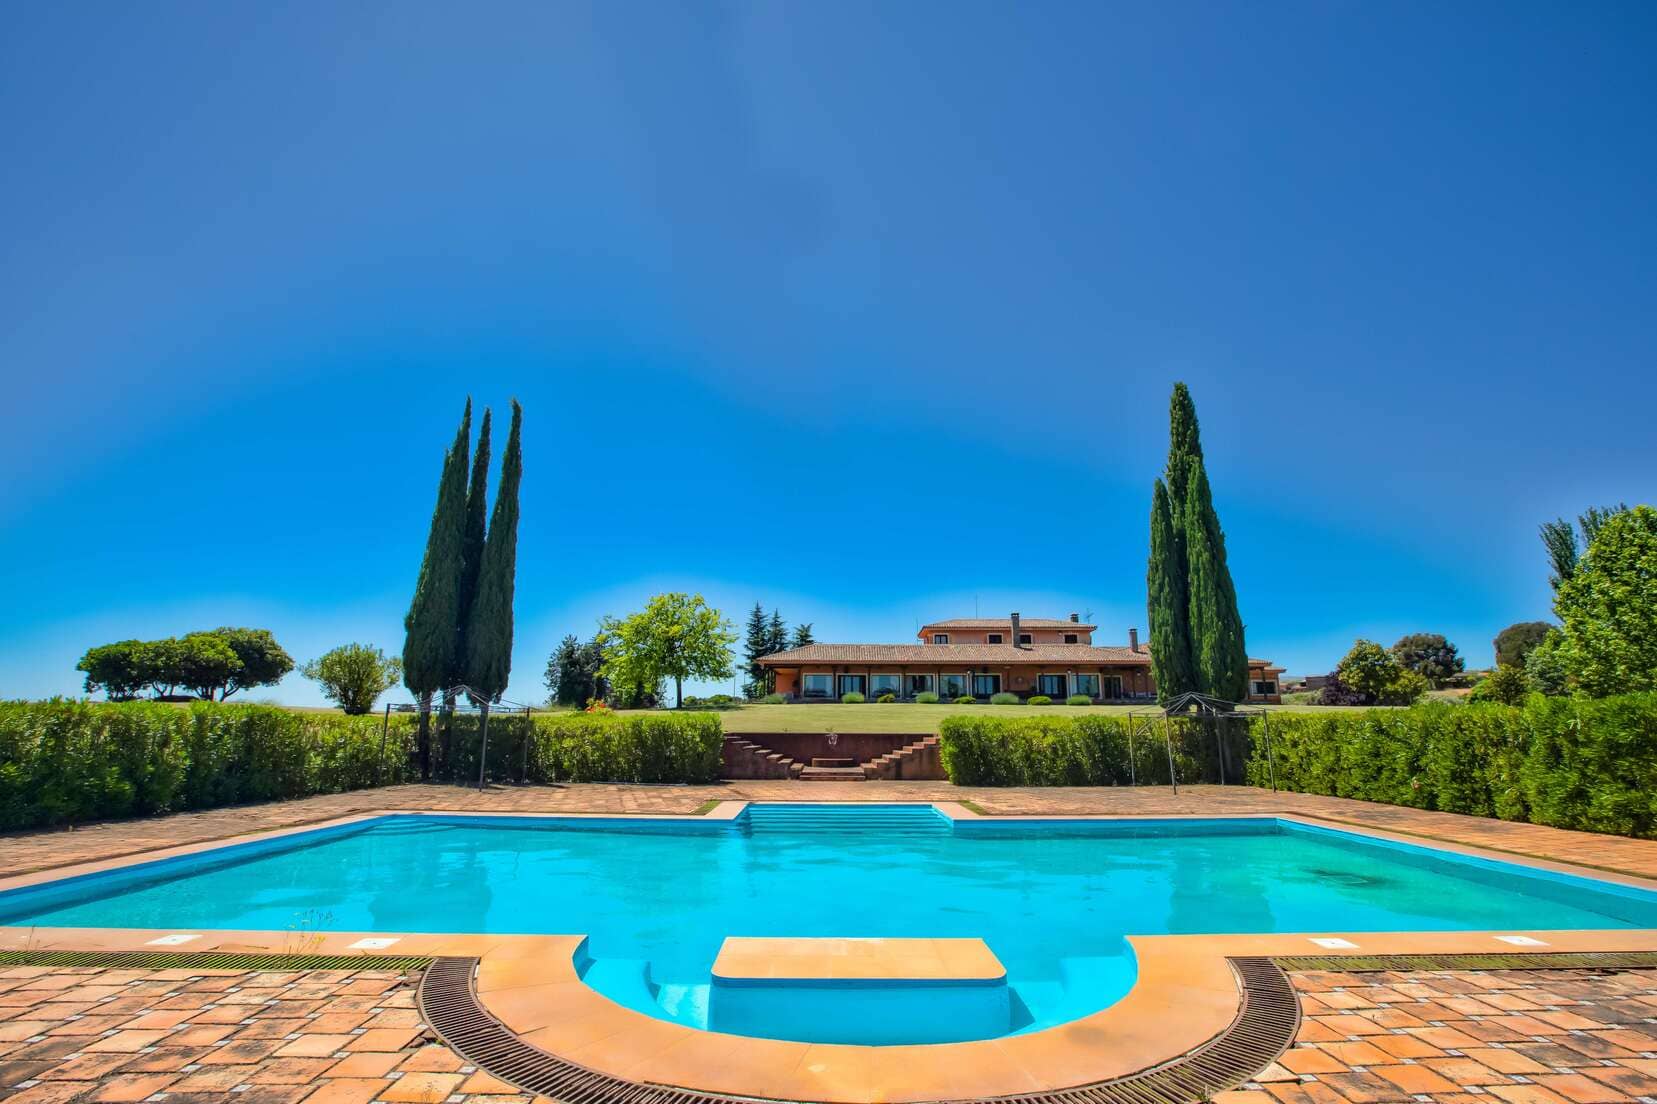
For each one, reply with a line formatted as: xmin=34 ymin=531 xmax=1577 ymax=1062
xmin=1554 ymin=504 xmax=1657 ymax=696
xmin=1493 ymin=621 xmax=1553 ymax=668
xmin=600 ymin=593 xmax=736 ymax=708
xmin=76 ymin=641 xmax=152 ymax=700
xmin=742 ymin=602 xmax=771 ymax=698
xmin=1331 ymin=639 xmax=1426 ymax=706
xmin=1147 ymin=478 xmax=1195 ymax=699
xmin=1182 ymin=458 xmax=1248 ymax=702
xmin=463 ymin=401 xmax=523 ymax=783
xmin=208 ymin=627 xmax=294 ymax=699
xmin=1524 ymin=629 xmax=1572 ymax=696
xmin=303 ymin=644 xmax=403 ymax=714
xmin=791 ymin=623 xmax=815 ymax=649
xmin=545 ymin=635 xmax=606 ymax=707
xmin=140 ymin=638 xmax=183 ymax=696
xmin=1541 ymin=503 xmax=1628 ymax=591
xmin=174 ymin=632 xmax=243 ymax=701
xmin=1390 ymin=632 xmax=1465 ymax=688
xmin=403 ymin=400 xmax=473 ymax=779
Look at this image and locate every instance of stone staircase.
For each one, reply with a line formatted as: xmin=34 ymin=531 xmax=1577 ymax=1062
xmin=862 ymin=735 xmax=942 ymax=781
xmin=798 ymin=756 xmax=866 ymax=782
xmin=721 ymin=737 xmax=803 ymax=779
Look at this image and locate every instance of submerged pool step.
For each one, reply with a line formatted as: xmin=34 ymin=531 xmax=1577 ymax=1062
xmin=740 ymin=803 xmax=950 ymax=835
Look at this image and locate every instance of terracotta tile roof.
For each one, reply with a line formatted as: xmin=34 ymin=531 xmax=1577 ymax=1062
xmin=921 ymin=618 xmax=1097 ymax=631
xmin=758 ymin=643 xmax=1152 ymax=666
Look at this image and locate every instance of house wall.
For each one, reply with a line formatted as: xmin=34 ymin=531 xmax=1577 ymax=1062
xmin=918 ymin=628 xmax=1094 ymax=645
xmin=772 ymin=663 xmax=1153 ymax=700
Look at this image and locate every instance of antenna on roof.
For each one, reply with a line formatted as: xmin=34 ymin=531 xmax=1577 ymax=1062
xmin=1084 ymin=609 xmax=1093 ymax=622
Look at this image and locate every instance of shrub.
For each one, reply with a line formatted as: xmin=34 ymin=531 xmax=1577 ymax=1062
xmin=1027 ymin=695 xmax=1053 ymax=705
xmin=1524 ymin=631 xmax=1572 ymax=696
xmin=1556 ymin=505 xmax=1657 ymax=696
xmin=1470 ymin=665 xmax=1530 ymax=705
xmin=841 ymin=691 xmax=866 ymax=704
xmin=914 ymin=691 xmax=939 ymax=704
xmin=0 ymin=700 xmax=725 ymax=829
xmin=954 ymin=695 xmax=978 ymax=705
xmin=877 ymin=693 xmax=897 ymax=703
xmin=301 ymin=643 xmax=402 ymax=715
xmin=939 ymin=715 xmax=1204 ymax=787
xmin=1066 ymin=694 xmax=1091 ymax=706
xmin=761 ymin=693 xmax=786 ymax=704
xmin=990 ymin=692 xmax=1020 ymax=705
xmin=1248 ymin=694 xmax=1657 ymax=838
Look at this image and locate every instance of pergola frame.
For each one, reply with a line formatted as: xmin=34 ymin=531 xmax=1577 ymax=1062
xmin=1125 ymin=691 xmax=1276 ymax=795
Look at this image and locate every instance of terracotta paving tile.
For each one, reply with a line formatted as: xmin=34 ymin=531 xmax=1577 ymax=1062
xmin=377 ymin=1070 xmax=465 ymax=1100
xmin=300 ymin=1079 xmax=393 ymax=1104
xmin=87 ymin=1071 xmax=187 ymax=1100
xmin=1533 ymin=1072 xmax=1635 ymax=1103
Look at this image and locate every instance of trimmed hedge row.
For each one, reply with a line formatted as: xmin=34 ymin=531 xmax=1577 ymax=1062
xmin=0 ymin=701 xmax=725 ymax=829
xmin=0 ymin=700 xmax=412 ymax=830
xmin=938 ymin=715 xmax=1246 ymax=787
xmin=1246 ymin=695 xmax=1657 ymax=838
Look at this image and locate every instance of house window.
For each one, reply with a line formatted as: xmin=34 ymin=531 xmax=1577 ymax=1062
xmin=1063 ymin=633 xmax=1078 ymax=644
xmin=1073 ymin=673 xmax=1099 ymax=698
xmin=1103 ymin=675 xmax=1123 ymax=698
xmin=1251 ymin=680 xmax=1278 ymax=698
xmin=1018 ymin=633 xmax=1032 ymax=645
xmin=932 ymin=633 xmax=949 ymax=645
xmin=802 ymin=674 xmax=833 ymax=699
xmin=972 ymin=673 xmax=1001 ymax=696
xmin=939 ymin=673 xmax=969 ymax=697
xmin=871 ymin=674 xmax=901 ymax=696
xmin=838 ymin=675 xmax=867 ymax=698
xmin=1037 ymin=674 xmax=1067 ymax=697
xmin=906 ymin=674 xmax=935 ymax=696
xmin=986 ymin=633 xmax=1004 ymax=644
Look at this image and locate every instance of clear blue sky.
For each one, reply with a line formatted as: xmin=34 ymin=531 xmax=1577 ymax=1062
xmin=3 ymin=2 xmax=1653 ymax=706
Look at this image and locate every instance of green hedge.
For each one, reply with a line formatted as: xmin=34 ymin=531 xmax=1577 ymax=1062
xmin=1247 ymin=695 xmax=1657 ymax=838
xmin=938 ymin=715 xmax=1243 ymax=787
xmin=0 ymin=701 xmax=725 ymax=829
xmin=0 ymin=700 xmax=414 ymax=830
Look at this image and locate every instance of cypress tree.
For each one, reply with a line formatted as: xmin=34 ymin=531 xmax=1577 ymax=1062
xmin=403 ymin=400 xmax=472 ymax=779
xmin=464 ymin=400 xmax=523 ymax=789
xmin=457 ymin=407 xmax=493 ymax=663
xmin=1182 ymin=457 xmax=1249 ymax=701
xmin=743 ymin=603 xmax=770 ymax=698
xmin=1165 ymin=382 xmax=1203 ymax=507
xmin=1147 ymin=478 xmax=1195 ymax=700
xmin=766 ymin=610 xmax=788 ymax=663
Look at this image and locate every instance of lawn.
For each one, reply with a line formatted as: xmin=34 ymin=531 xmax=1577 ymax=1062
xmin=707 ymin=701 xmax=1340 ymax=734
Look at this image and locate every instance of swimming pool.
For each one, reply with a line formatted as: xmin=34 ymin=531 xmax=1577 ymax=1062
xmin=3 ymin=803 xmax=1653 ymax=1045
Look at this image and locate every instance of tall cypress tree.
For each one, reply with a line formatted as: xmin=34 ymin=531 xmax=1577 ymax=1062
xmin=464 ymin=400 xmax=523 ymax=789
xmin=1147 ymin=478 xmax=1195 ymax=699
xmin=743 ymin=603 xmax=770 ymax=698
xmin=403 ymin=400 xmax=472 ymax=779
xmin=1183 ymin=459 xmax=1249 ymax=701
xmin=456 ymin=407 xmax=493 ymax=665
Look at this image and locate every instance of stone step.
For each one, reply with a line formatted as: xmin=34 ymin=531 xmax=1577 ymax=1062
xmin=809 ymin=757 xmax=855 ymax=768
xmin=797 ymin=765 xmax=867 ymax=781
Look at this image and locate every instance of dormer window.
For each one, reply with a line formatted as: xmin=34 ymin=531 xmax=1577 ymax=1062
xmin=1063 ymin=633 xmax=1078 ymax=644
xmin=932 ymin=633 xmax=949 ymax=645
xmin=1018 ymin=633 xmax=1032 ymax=645
xmin=986 ymin=633 xmax=1003 ymax=644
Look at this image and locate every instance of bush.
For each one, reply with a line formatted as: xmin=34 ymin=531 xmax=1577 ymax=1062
xmin=761 ymin=693 xmax=786 ymax=704
xmin=914 ymin=691 xmax=940 ymax=704
xmin=877 ymin=693 xmax=897 ymax=703
xmin=841 ymin=691 xmax=866 ymax=704
xmin=990 ymin=692 xmax=1020 ymax=705
xmin=1027 ymin=695 xmax=1053 ymax=705
xmin=1248 ymin=694 xmax=1657 ymax=838
xmin=955 ymin=695 xmax=978 ymax=705
xmin=1469 ymin=665 xmax=1530 ymax=705
xmin=0 ymin=700 xmax=726 ymax=829
xmin=939 ymin=715 xmax=1211 ymax=787
xmin=1066 ymin=694 xmax=1091 ymax=706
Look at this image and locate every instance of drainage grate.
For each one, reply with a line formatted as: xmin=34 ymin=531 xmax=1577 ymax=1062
xmin=1274 ymin=950 xmax=1657 ymax=973
xmin=418 ymin=955 xmax=1299 ymax=1104
xmin=0 ymin=949 xmax=434 ymax=972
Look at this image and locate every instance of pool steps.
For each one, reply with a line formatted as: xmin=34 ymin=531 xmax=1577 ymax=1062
xmin=739 ymin=802 xmax=952 ymax=835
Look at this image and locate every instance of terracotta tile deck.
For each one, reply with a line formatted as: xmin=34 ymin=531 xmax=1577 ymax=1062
xmin=4 ymin=781 xmax=1657 ymax=881
xmin=1216 ymin=963 xmax=1657 ymax=1104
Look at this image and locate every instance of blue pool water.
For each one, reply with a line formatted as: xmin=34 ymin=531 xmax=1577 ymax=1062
xmin=3 ymin=804 xmax=1653 ymax=1044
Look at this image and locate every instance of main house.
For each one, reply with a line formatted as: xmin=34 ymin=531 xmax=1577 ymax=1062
xmin=758 ymin=613 xmax=1285 ymax=704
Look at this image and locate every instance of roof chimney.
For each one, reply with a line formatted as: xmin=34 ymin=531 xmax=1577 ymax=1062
xmin=1010 ymin=611 xmax=1022 ymax=648
xmin=1129 ymin=627 xmax=1140 ymax=652
xmin=1069 ymin=612 xmax=1079 ymax=623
